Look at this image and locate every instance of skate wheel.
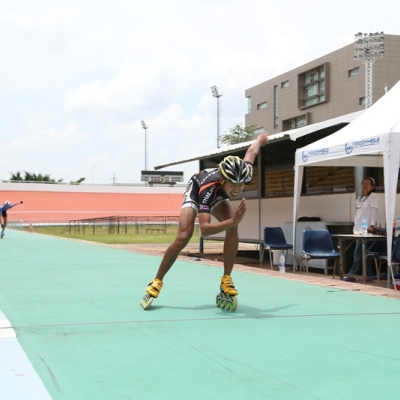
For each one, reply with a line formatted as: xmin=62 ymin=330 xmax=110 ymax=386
xmin=216 ymin=294 xmax=222 ymax=308
xmin=140 ymin=293 xmax=154 ymax=310
xmin=230 ymin=296 xmax=238 ymax=312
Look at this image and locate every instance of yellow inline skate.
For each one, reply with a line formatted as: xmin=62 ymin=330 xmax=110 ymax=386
xmin=140 ymin=278 xmax=163 ymax=310
xmin=216 ymin=275 xmax=238 ymax=312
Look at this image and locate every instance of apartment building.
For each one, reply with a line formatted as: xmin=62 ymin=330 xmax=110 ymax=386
xmin=245 ymin=34 xmax=400 ymax=135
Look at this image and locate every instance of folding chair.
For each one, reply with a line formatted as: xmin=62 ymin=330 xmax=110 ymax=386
xmin=301 ymin=229 xmax=340 ymax=277
xmin=262 ymin=227 xmax=293 ymax=270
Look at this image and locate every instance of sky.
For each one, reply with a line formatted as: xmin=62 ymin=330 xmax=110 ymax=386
xmin=0 ymin=0 xmax=399 ymax=185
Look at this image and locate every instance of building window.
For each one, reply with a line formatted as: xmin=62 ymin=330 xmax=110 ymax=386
xmin=257 ymin=101 xmax=268 ymax=110
xmin=247 ymin=97 xmax=252 ymax=113
xmin=281 ymin=80 xmax=289 ymax=88
xmin=359 ymin=97 xmax=366 ymax=105
xmin=296 ymin=115 xmax=306 ymax=128
xmin=283 ymin=114 xmax=307 ymax=130
xmin=305 ymin=84 xmax=318 ymax=98
xmin=305 ymin=71 xmax=317 ymax=83
xmin=349 ymin=67 xmax=360 ymax=77
xmin=274 ymin=85 xmax=278 ymax=128
xmin=304 ymin=98 xmax=318 ymax=106
xmin=253 ymin=127 xmax=264 ymax=134
xmin=319 ymin=81 xmax=325 ymax=94
xmin=298 ymin=63 xmax=328 ymax=109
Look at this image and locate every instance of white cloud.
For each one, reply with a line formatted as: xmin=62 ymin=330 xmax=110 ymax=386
xmin=65 ymin=51 xmax=194 ymax=116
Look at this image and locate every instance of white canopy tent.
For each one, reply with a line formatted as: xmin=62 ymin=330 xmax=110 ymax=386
xmin=293 ymin=80 xmax=400 ymax=287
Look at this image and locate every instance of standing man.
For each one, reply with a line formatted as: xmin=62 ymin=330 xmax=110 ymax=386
xmin=140 ymin=132 xmax=269 ymax=309
xmin=0 ymin=200 xmax=23 ymax=238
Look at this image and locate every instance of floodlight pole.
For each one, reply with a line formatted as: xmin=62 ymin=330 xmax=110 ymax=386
xmin=211 ymin=86 xmax=222 ymax=148
xmin=354 ymin=32 xmax=384 ymax=108
xmin=140 ymin=120 xmax=148 ymax=171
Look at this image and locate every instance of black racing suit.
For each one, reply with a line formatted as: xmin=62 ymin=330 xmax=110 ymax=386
xmin=181 ymin=162 xmax=253 ymax=214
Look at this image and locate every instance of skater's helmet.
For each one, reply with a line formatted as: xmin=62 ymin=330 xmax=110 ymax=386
xmin=4 ymin=200 xmax=10 ymax=206
xmin=218 ymin=156 xmax=250 ymax=184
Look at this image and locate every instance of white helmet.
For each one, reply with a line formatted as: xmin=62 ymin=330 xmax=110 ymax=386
xmin=4 ymin=200 xmax=10 ymax=206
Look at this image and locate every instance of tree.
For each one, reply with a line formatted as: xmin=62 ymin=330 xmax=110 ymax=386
xmin=10 ymin=171 xmax=63 ymax=183
xmin=70 ymin=177 xmax=86 ymax=185
xmin=220 ymin=124 xmax=256 ymax=145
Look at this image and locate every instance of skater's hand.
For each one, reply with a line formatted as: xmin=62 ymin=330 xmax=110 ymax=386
xmin=257 ymin=131 xmax=268 ymax=147
xmin=198 ymin=199 xmax=247 ymax=236
xmin=243 ymin=131 xmax=268 ymax=163
xmin=232 ymin=198 xmax=246 ymax=225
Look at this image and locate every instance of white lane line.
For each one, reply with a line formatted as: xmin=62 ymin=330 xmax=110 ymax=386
xmin=0 ymin=319 xmax=16 ymax=338
xmin=0 ymin=314 xmax=52 ymax=400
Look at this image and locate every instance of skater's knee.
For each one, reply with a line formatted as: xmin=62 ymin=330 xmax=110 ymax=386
xmin=175 ymin=231 xmax=192 ymax=247
xmin=225 ymin=225 xmax=239 ymax=237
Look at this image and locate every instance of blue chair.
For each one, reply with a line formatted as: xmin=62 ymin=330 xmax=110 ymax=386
xmin=262 ymin=227 xmax=293 ymax=270
xmin=301 ymin=229 xmax=340 ymax=276
xmin=377 ymin=236 xmax=400 ymax=288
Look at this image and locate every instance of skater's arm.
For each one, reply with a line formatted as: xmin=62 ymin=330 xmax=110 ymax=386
xmin=243 ymin=131 xmax=268 ymax=164
xmin=198 ymin=199 xmax=246 ymax=237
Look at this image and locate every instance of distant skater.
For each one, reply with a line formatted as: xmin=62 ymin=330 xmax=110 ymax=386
xmin=0 ymin=200 xmax=23 ymax=238
xmin=140 ymin=132 xmax=269 ymax=310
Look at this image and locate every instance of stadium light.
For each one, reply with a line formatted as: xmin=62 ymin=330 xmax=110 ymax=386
xmin=140 ymin=120 xmax=148 ymax=171
xmin=211 ymin=85 xmax=223 ymax=148
xmin=354 ymin=31 xmax=384 ymax=108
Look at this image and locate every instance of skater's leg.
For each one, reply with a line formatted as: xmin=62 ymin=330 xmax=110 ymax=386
xmin=144 ymin=207 xmax=196 ymax=300
xmin=212 ymin=201 xmax=239 ymax=296
xmin=212 ymin=200 xmax=238 ymax=276
xmin=0 ymin=216 xmax=6 ymax=237
xmin=155 ymin=207 xmax=197 ymax=280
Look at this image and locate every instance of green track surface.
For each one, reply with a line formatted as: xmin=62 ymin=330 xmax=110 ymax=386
xmin=1 ymin=230 xmax=400 ymax=399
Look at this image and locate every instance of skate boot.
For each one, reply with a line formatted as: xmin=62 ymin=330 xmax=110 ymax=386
xmin=216 ymin=275 xmax=238 ymax=312
xmin=140 ymin=278 xmax=163 ymax=310
xmin=0 ymin=232 xmax=4 ymax=239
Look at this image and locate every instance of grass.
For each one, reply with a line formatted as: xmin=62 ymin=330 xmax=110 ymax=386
xmin=21 ymin=225 xmax=200 ymax=245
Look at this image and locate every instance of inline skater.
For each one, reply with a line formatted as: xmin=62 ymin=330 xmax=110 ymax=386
xmin=140 ymin=132 xmax=268 ymax=310
xmin=1 ymin=200 xmax=23 ymax=238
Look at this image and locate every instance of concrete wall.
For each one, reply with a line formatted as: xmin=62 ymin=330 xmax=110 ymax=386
xmin=0 ymin=182 xmax=186 ymax=222
xmin=0 ymin=182 xmax=186 ymax=194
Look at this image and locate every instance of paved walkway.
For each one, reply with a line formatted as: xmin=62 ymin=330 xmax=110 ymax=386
xmin=1 ymin=230 xmax=400 ymax=399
